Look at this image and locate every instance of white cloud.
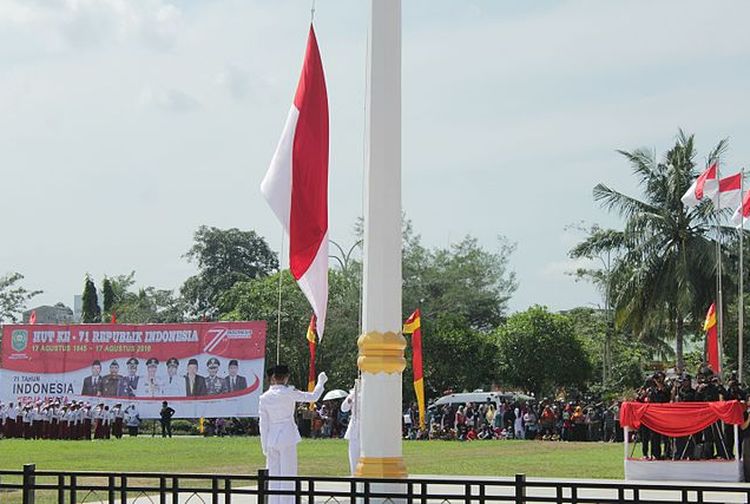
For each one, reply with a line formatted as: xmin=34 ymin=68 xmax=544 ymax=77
xmin=0 ymin=0 xmax=182 ymax=54
xmin=216 ymin=63 xmax=250 ymax=100
xmin=140 ymin=87 xmax=200 ymax=113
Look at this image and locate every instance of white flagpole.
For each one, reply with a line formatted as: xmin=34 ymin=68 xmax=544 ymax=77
xmin=740 ymin=169 xmax=745 ymax=382
xmin=717 ymin=161 xmax=725 ymax=374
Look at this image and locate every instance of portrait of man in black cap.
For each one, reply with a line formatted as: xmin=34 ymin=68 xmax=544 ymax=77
xmin=184 ymin=358 xmax=207 ymax=396
xmin=224 ymin=359 xmax=248 ymax=392
xmin=119 ymin=357 xmax=141 ymax=397
xmin=205 ymin=357 xmax=228 ymax=395
xmin=81 ymin=360 xmax=102 ymax=396
xmin=137 ymin=357 xmax=163 ymax=397
xmin=162 ymin=357 xmax=182 ymax=396
xmin=100 ymin=361 xmax=124 ymax=397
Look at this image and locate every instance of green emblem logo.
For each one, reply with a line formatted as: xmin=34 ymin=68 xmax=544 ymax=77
xmin=11 ymin=329 xmax=28 ymax=352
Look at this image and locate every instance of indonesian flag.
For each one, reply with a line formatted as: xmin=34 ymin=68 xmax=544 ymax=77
xmin=731 ymin=190 xmax=750 ymax=228
xmin=403 ymin=309 xmax=425 ymax=430
xmin=111 ymin=311 xmax=117 ymax=324
xmin=261 ymin=25 xmax=329 ymax=338
xmin=681 ymin=163 xmax=718 ymax=208
xmin=711 ymin=173 xmax=742 ymax=210
xmin=29 ymin=310 xmax=37 ymax=325
xmin=703 ymin=303 xmax=720 ymax=374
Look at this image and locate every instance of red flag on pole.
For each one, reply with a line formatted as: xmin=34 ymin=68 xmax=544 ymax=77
xmin=111 ymin=311 xmax=117 ymax=324
xmin=403 ymin=309 xmax=425 ymax=430
xmin=29 ymin=310 xmax=37 ymax=325
xmin=306 ymin=314 xmax=317 ymax=392
xmin=704 ymin=303 xmax=720 ymax=373
xmin=306 ymin=314 xmax=317 ymax=410
xmin=262 ymin=25 xmax=329 ymax=338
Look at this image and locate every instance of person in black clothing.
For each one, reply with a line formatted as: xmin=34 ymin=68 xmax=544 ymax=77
xmin=647 ymin=372 xmax=671 ymax=459
xmin=673 ymin=373 xmax=696 ymax=459
xmin=160 ymin=401 xmax=176 ymax=438
xmin=696 ymin=373 xmax=725 ymax=458
xmin=724 ymin=373 xmax=747 ymax=458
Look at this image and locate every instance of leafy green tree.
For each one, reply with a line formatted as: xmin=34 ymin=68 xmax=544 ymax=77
xmin=102 ymin=277 xmax=115 ymax=319
xmin=221 ymin=269 xmax=360 ymax=391
xmin=0 ymin=273 xmax=41 ymax=323
xmin=495 ymin=306 xmax=592 ymax=397
xmin=181 ymin=226 xmax=279 ymax=319
xmin=81 ymin=276 xmax=101 ymax=323
xmin=565 ymin=307 xmax=647 ymax=393
xmin=571 ymin=131 xmax=727 ymax=371
xmin=407 ymin=313 xmax=499 ymax=398
xmin=106 ymin=272 xmax=185 ymax=323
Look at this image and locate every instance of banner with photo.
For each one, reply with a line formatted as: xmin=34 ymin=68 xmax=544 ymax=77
xmin=0 ymin=321 xmax=266 ymax=419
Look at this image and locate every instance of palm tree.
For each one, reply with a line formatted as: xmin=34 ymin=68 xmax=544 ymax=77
xmin=571 ymin=130 xmax=729 ymax=371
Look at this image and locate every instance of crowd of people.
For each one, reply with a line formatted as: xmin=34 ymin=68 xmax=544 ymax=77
xmin=409 ymin=397 xmax=621 ymax=442
xmin=0 ymin=398 xmax=143 ymax=440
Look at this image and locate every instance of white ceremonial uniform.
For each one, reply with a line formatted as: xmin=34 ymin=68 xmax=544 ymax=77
xmin=161 ymin=374 xmax=183 ymax=396
xmin=259 ymin=372 xmax=327 ymax=504
xmin=136 ymin=376 xmax=164 ymax=397
xmin=340 ymin=387 xmax=361 ymax=476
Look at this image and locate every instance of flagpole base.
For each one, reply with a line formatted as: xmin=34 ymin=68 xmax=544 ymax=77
xmin=355 ymin=457 xmax=407 ymax=478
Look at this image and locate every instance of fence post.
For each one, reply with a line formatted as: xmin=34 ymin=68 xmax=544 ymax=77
xmin=108 ymin=475 xmax=116 ymax=504
xmin=22 ymin=464 xmax=36 ymax=504
xmin=257 ymin=469 xmax=269 ymax=504
xmin=514 ymin=474 xmax=526 ymax=504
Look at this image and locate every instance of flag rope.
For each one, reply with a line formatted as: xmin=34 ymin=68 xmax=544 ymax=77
xmin=276 ymin=229 xmax=285 ymax=365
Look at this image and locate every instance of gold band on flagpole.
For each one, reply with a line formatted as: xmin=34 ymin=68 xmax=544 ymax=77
xmin=357 ymin=331 xmax=406 ymax=374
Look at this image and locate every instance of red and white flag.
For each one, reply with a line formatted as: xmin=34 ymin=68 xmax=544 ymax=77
xmin=681 ymin=163 xmax=718 ymax=208
xmin=731 ymin=190 xmax=750 ymax=228
xmin=29 ymin=310 xmax=37 ymax=325
xmin=712 ymin=173 xmax=742 ymax=210
xmin=261 ymin=25 xmax=329 ymax=338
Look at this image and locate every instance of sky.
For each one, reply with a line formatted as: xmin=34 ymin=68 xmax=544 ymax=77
xmin=2 ymin=0 xmax=750 ymax=314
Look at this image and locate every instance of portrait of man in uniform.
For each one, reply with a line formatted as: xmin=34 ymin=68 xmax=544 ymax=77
xmin=100 ymin=361 xmax=124 ymax=397
xmin=120 ymin=357 xmax=140 ymax=397
xmin=205 ymin=357 xmax=227 ymax=395
xmin=184 ymin=358 xmax=207 ymax=396
xmin=137 ymin=358 xmax=163 ymax=397
xmin=162 ymin=357 xmax=182 ymax=396
xmin=81 ymin=360 xmax=102 ymax=396
xmin=224 ymin=359 xmax=248 ymax=392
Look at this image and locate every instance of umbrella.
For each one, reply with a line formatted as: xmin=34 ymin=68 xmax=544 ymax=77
xmin=322 ymin=389 xmax=349 ymax=401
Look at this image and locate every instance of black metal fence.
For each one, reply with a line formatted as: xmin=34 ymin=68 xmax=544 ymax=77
xmin=3 ymin=464 xmax=750 ymax=504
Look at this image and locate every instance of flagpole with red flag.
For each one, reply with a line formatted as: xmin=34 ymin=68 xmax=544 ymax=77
xmin=403 ymin=309 xmax=425 ymax=430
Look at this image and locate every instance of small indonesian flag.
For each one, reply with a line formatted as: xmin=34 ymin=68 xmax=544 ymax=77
xmin=731 ymin=190 xmax=750 ymax=228
xmin=261 ymin=25 xmax=329 ymax=338
xmin=682 ymin=163 xmax=718 ymax=208
xmin=29 ymin=310 xmax=37 ymax=325
xmin=703 ymin=303 xmax=720 ymax=374
xmin=403 ymin=309 xmax=425 ymax=430
xmin=111 ymin=311 xmax=117 ymax=324
xmin=712 ymin=173 xmax=742 ymax=210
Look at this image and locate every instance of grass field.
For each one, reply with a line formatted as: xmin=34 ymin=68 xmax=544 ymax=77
xmin=0 ymin=437 xmax=624 ymax=480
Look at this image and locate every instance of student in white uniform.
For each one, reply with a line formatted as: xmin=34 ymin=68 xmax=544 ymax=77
xmin=340 ymin=382 xmax=361 ymax=475
xmin=259 ymin=365 xmax=327 ymax=504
